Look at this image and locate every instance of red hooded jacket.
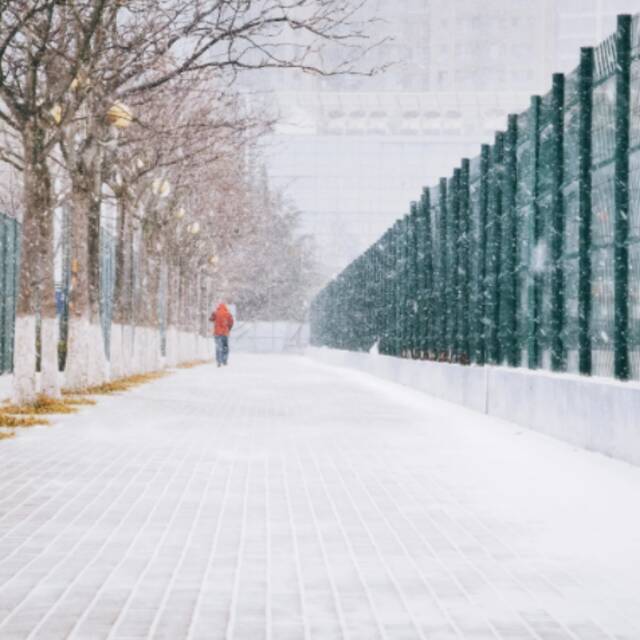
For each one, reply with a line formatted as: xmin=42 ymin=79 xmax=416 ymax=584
xmin=210 ymin=304 xmax=234 ymax=337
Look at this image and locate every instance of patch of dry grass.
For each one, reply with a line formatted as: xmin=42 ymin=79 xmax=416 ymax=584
xmin=176 ymin=360 xmax=210 ymax=369
xmin=0 ymin=414 xmax=50 ymax=428
xmin=0 ymin=371 xmax=169 ymax=437
xmin=64 ymin=397 xmax=97 ymax=406
xmin=2 ymin=395 xmax=79 ymax=416
xmin=65 ymin=371 xmax=169 ymax=396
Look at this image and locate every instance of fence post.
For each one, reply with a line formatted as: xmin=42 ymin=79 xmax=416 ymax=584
xmin=488 ymin=132 xmax=504 ymax=364
xmin=450 ymin=169 xmax=461 ymax=360
xmin=459 ymin=159 xmax=471 ymax=362
xmin=475 ymin=145 xmax=490 ymax=365
xmin=550 ymin=73 xmax=566 ymax=372
xmin=0 ymin=218 xmax=6 ymax=374
xmin=614 ymin=14 xmax=631 ymax=380
xmin=503 ymin=114 xmax=519 ymax=366
xmin=422 ymin=187 xmax=434 ymax=357
xmin=394 ymin=221 xmax=402 ymax=356
xmin=409 ymin=202 xmax=420 ymax=356
xmin=382 ymin=230 xmax=392 ymax=354
xmin=401 ymin=214 xmax=409 ymax=357
xmin=528 ymin=96 xmax=542 ymax=368
xmin=374 ymin=246 xmax=381 ymax=350
xmin=414 ymin=198 xmax=426 ymax=357
xmin=437 ymin=178 xmax=448 ymax=359
xmin=407 ymin=211 xmax=414 ymax=357
xmin=8 ymin=219 xmax=19 ymax=373
xmin=386 ymin=228 xmax=395 ymax=355
xmin=578 ymin=47 xmax=594 ymax=375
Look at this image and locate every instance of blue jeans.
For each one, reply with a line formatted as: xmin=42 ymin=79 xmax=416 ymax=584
xmin=215 ymin=335 xmax=229 ymax=365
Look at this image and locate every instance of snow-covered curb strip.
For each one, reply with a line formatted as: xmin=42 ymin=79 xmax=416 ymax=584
xmin=306 ymin=347 xmax=640 ymax=467
xmin=0 ymin=374 xmax=12 ymax=402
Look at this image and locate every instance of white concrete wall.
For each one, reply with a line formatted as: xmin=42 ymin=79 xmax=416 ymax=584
xmin=307 ymin=347 xmax=640 ymax=467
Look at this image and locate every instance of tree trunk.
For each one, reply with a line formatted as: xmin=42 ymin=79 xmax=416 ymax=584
xmin=139 ymin=233 xmax=161 ymax=372
xmin=86 ymin=189 xmax=109 ymax=385
xmin=165 ymin=260 xmax=179 ymax=367
xmin=111 ymin=193 xmax=132 ymax=378
xmin=147 ymin=251 xmax=162 ymax=371
xmin=113 ymin=194 xmax=132 ymax=325
xmin=39 ymin=160 xmax=61 ymax=399
xmin=13 ymin=126 xmax=47 ymax=403
xmin=64 ymin=174 xmax=92 ymax=391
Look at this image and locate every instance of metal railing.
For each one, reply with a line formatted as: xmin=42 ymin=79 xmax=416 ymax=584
xmin=311 ymin=14 xmax=640 ymax=381
xmin=0 ymin=213 xmax=19 ymax=375
xmin=0 ymin=208 xmax=117 ymax=374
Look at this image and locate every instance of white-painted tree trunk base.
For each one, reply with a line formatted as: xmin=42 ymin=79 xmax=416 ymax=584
xmin=131 ymin=326 xmax=144 ymax=375
xmin=165 ymin=327 xmax=178 ymax=368
xmin=87 ymin=323 xmax=109 ymax=387
xmin=65 ymin=317 xmax=91 ymax=391
xmin=180 ymin=331 xmax=197 ymax=362
xmin=176 ymin=331 xmax=185 ymax=363
xmin=122 ymin=324 xmax=134 ymax=376
xmin=175 ymin=331 xmax=184 ymax=363
xmin=12 ymin=315 xmax=37 ymax=404
xmin=197 ymin=335 xmax=211 ymax=360
xmin=142 ymin=327 xmax=161 ymax=373
xmin=19 ymin=316 xmax=208 ymax=395
xmin=110 ymin=323 xmax=125 ymax=380
xmin=40 ymin=317 xmax=60 ymax=398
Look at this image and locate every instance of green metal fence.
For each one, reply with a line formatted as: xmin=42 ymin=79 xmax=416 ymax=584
xmin=311 ymin=14 xmax=640 ymax=382
xmin=0 ymin=208 xmax=117 ymax=375
xmin=0 ymin=212 xmax=19 ymax=375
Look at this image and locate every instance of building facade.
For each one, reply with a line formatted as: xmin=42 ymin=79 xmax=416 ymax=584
xmin=250 ymin=0 xmax=638 ymax=277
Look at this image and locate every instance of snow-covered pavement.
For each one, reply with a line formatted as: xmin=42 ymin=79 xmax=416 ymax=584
xmin=0 ymin=354 xmax=639 ymax=640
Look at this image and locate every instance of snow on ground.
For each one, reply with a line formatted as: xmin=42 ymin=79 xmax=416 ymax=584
xmin=0 ymin=353 xmax=639 ymax=640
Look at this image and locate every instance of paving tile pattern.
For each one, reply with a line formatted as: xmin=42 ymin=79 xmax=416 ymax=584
xmin=0 ymin=355 xmax=639 ymax=639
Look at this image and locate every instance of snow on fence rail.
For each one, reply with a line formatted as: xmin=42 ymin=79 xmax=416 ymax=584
xmin=311 ymin=14 xmax=640 ymax=383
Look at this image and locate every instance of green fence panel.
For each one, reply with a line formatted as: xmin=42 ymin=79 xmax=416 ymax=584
xmin=630 ymin=17 xmax=640 ymax=378
xmin=448 ymin=170 xmax=460 ymax=359
xmin=614 ymin=15 xmax=632 ymax=379
xmin=590 ymin=29 xmax=618 ymax=376
xmin=502 ymin=115 xmax=519 ymax=366
xmin=468 ymin=155 xmax=482 ymax=363
xmin=487 ymin=132 xmax=504 ymax=364
xmin=309 ymin=13 xmax=640 ymax=383
xmin=577 ymin=48 xmax=595 ymax=375
xmin=474 ymin=146 xmax=490 ymax=365
xmin=0 ymin=215 xmax=19 ymax=375
xmin=0 ymin=218 xmax=6 ymax=374
xmin=459 ymin=159 xmax=471 ymax=362
xmin=515 ymin=106 xmax=534 ymax=367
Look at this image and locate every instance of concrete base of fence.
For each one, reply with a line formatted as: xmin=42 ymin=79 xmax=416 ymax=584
xmin=306 ymin=347 xmax=640 ymax=467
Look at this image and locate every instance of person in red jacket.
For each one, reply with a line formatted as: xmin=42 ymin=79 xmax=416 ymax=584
xmin=209 ymin=303 xmax=234 ymax=367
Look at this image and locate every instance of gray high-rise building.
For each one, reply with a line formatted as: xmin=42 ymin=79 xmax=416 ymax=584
xmin=247 ymin=1 xmax=636 ymax=277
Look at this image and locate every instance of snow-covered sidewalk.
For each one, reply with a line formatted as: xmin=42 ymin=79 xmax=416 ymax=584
xmin=0 ymin=354 xmax=639 ymax=640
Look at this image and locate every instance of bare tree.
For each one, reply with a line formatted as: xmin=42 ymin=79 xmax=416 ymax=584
xmin=1 ymin=0 xmax=381 ymax=400
xmin=0 ymin=1 xmax=117 ymax=401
